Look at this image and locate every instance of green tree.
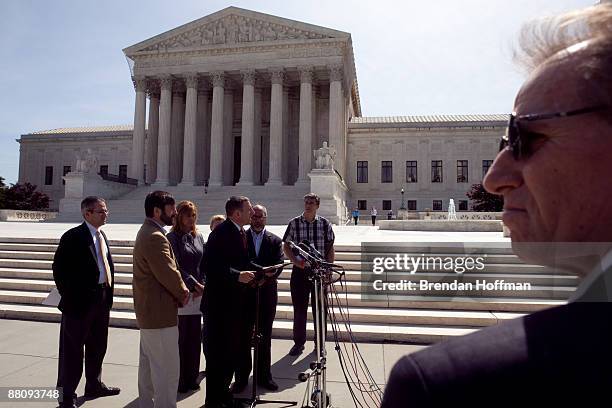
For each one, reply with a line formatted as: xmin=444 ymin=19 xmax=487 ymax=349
xmin=4 ymin=182 xmax=50 ymax=211
xmin=466 ymin=183 xmax=503 ymax=212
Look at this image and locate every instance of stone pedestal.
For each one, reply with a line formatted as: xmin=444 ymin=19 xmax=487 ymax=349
xmin=308 ymin=169 xmax=348 ymax=224
xmin=59 ymin=172 xmax=136 ymax=219
xmin=397 ymin=208 xmax=409 ymax=220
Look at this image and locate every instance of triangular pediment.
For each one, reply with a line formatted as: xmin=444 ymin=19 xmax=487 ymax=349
xmin=124 ymin=6 xmax=349 ymax=55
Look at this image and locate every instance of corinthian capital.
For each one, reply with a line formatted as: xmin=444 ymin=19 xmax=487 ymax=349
xmin=158 ymin=75 xmax=173 ymax=91
xmin=299 ymin=66 xmax=314 ymax=84
xmin=210 ymin=71 xmax=225 ymax=88
xmin=269 ymin=68 xmax=284 ymax=85
xmin=241 ymin=69 xmax=256 ymax=86
xmin=133 ymin=77 xmax=147 ymax=92
xmin=184 ymin=73 xmax=199 ymax=89
xmin=328 ymin=64 xmax=343 ymax=82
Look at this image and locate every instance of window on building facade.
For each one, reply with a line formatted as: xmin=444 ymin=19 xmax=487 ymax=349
xmin=433 ymin=200 xmax=442 ymax=211
xmin=431 ymin=160 xmax=443 ymax=182
xmin=45 ymin=166 xmax=53 ymax=185
xmin=406 ymin=161 xmax=417 ymax=183
xmin=357 ymin=161 xmax=368 ymax=183
xmin=119 ymin=165 xmax=128 ymax=182
xmin=381 ymin=161 xmax=393 ymax=183
xmin=99 ymin=165 xmax=108 ymax=177
xmin=408 ymin=200 xmax=417 ymax=211
xmin=358 ymin=200 xmax=367 ymax=210
xmin=457 ymin=160 xmax=468 ymax=183
xmin=382 ymin=200 xmax=392 ymax=211
xmin=482 ymin=160 xmax=493 ymax=178
xmin=62 ymin=166 xmax=71 ymax=185
xmin=459 ymin=200 xmax=468 ymax=211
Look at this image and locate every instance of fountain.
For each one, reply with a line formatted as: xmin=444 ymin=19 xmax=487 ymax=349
xmin=447 ymin=199 xmax=457 ymax=220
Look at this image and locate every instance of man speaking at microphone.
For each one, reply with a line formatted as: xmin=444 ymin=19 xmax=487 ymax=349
xmin=233 ymin=204 xmax=284 ymax=392
xmin=282 ymin=193 xmax=335 ymax=356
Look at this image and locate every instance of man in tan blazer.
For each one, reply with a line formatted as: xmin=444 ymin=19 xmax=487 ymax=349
xmin=132 ymin=191 xmax=189 ymax=408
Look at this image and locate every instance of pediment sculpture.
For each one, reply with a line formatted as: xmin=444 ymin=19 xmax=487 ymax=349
xmin=142 ymin=15 xmax=333 ymax=51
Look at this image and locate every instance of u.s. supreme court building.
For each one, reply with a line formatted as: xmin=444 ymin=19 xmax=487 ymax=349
xmin=16 ymin=7 xmax=507 ymax=224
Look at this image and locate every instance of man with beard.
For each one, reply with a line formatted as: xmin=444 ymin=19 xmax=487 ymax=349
xmin=201 ymin=196 xmax=256 ymax=407
xmin=132 ymin=191 xmax=189 ymax=408
xmin=234 ymin=204 xmax=284 ymax=392
xmin=382 ymin=4 xmax=612 ymax=406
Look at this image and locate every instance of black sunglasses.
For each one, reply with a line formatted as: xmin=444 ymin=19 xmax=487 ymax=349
xmin=499 ymin=105 xmax=606 ymax=160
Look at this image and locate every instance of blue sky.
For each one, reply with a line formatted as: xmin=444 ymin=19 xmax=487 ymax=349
xmin=0 ymin=0 xmax=591 ymax=184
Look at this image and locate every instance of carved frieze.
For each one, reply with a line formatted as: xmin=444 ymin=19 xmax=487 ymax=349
xmin=141 ymin=15 xmax=334 ymax=52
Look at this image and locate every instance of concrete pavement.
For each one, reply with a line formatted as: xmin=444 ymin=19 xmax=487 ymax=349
xmin=0 ymin=319 xmax=426 ymax=407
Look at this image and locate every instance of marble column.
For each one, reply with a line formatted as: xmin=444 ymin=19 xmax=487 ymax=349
xmin=237 ymin=70 xmax=256 ymax=186
xmin=153 ymin=76 xmax=172 ymax=186
xmin=130 ymin=77 xmax=147 ymax=184
xmin=195 ymin=87 xmax=210 ymax=184
xmin=297 ymin=67 xmax=314 ymax=185
xmin=208 ymin=71 xmax=225 ymax=187
xmin=223 ymin=88 xmax=234 ymax=185
xmin=328 ymin=64 xmax=344 ymax=177
xmin=180 ymin=74 xmax=198 ymax=186
xmin=253 ymin=87 xmax=263 ymax=184
xmin=169 ymin=89 xmax=184 ymax=184
xmin=146 ymin=90 xmax=159 ymax=184
xmin=266 ymin=68 xmax=284 ymax=186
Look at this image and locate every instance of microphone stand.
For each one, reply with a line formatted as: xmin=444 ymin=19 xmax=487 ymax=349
xmin=236 ymin=263 xmax=297 ymax=408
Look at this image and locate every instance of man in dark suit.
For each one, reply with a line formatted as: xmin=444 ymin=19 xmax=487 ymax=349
xmin=234 ymin=204 xmax=284 ymax=392
xmin=201 ymin=196 xmax=256 ymax=408
xmin=382 ymin=4 xmax=612 ymax=406
xmin=52 ymin=196 xmax=120 ymax=408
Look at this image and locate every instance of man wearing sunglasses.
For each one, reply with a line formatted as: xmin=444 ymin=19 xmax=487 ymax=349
xmin=382 ymin=4 xmax=612 ymax=406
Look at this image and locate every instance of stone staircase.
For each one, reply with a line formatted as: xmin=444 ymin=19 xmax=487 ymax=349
xmin=56 ymin=185 xmax=313 ymax=225
xmin=0 ymin=237 xmax=576 ymax=344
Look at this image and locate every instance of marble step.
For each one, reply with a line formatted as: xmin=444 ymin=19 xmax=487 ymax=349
xmin=0 ymin=284 xmax=565 ymax=313
xmin=0 ymin=267 xmax=578 ymax=288
xmin=0 ymin=289 xmax=526 ymax=328
xmin=0 ymin=302 xmax=482 ymax=344
xmin=0 ymin=257 xmax=559 ymax=277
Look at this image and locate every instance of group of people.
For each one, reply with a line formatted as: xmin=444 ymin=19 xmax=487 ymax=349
xmin=50 ymin=2 xmax=612 ymax=407
xmin=52 ymin=191 xmax=334 ymax=408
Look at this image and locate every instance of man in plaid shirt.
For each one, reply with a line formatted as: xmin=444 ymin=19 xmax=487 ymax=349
xmin=282 ymin=193 xmax=335 ymax=356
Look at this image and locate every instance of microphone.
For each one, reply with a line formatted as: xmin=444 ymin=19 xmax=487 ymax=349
xmin=286 ymin=241 xmax=316 ymax=262
xmin=302 ymin=239 xmax=324 ymax=260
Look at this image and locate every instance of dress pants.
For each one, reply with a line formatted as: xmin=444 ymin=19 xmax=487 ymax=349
xmin=138 ymin=326 xmax=180 ymax=408
xmin=204 ymin=308 xmax=239 ymax=407
xmin=56 ymin=287 xmax=109 ymax=406
xmin=178 ymin=315 xmax=202 ymax=389
xmin=290 ymin=267 xmax=327 ymax=348
xmin=235 ymin=283 xmax=278 ymax=384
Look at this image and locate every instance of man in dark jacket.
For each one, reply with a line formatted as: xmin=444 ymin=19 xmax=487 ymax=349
xmin=382 ymin=4 xmax=612 ymax=406
xmin=201 ymin=196 xmax=256 ymax=407
xmin=234 ymin=204 xmax=284 ymax=392
xmin=52 ymin=196 xmax=120 ymax=408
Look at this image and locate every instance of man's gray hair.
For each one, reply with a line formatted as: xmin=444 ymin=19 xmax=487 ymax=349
xmin=80 ymin=196 xmax=105 ymax=213
xmin=514 ymin=3 xmax=612 ymax=116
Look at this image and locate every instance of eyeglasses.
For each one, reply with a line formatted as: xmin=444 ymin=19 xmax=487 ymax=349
xmin=91 ymin=209 xmax=109 ymax=215
xmin=499 ymin=105 xmax=606 ymax=160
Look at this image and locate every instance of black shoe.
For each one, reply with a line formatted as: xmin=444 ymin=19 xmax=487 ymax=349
xmin=288 ymin=344 xmax=305 ymax=356
xmin=189 ymin=383 xmax=201 ymax=391
xmin=84 ymin=383 xmax=120 ymax=399
xmin=258 ymin=379 xmax=279 ymax=391
xmin=230 ymin=381 xmax=248 ymax=394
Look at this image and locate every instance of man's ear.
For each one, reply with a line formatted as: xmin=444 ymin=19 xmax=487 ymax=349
xmin=153 ymin=206 xmax=161 ymax=218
